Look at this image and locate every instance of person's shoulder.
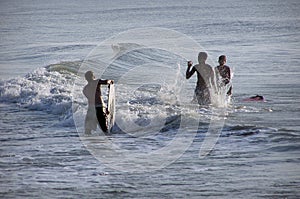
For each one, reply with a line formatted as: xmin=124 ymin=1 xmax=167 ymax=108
xmin=204 ymin=64 xmax=213 ymax=71
xmin=193 ymin=64 xmax=203 ymax=71
xmin=192 ymin=64 xmax=199 ymax=70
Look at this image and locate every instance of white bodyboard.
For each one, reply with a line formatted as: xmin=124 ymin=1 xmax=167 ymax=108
xmin=107 ymin=84 xmax=115 ymax=132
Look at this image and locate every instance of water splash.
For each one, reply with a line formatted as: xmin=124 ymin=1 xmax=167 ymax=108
xmin=209 ymin=68 xmax=232 ymax=108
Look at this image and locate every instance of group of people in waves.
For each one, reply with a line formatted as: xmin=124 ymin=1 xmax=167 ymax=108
xmin=83 ymin=52 xmax=263 ymax=134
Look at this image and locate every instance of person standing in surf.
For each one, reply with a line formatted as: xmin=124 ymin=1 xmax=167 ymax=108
xmin=215 ymin=55 xmax=232 ymax=96
xmin=83 ymin=71 xmax=114 ymax=134
xmin=186 ymin=52 xmax=215 ymax=105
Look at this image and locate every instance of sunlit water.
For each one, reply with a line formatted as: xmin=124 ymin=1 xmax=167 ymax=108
xmin=0 ymin=0 xmax=299 ymax=198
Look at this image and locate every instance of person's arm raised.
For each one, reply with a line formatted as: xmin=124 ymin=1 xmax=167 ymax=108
xmin=186 ymin=61 xmax=195 ymax=79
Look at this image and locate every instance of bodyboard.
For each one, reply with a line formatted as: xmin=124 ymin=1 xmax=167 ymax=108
xmin=107 ymin=84 xmax=115 ymax=132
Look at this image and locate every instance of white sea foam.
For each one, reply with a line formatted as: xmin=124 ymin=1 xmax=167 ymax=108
xmin=0 ymin=66 xmax=76 ymax=119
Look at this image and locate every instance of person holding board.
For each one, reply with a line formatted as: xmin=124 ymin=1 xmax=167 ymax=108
xmin=83 ymin=71 xmax=114 ymax=134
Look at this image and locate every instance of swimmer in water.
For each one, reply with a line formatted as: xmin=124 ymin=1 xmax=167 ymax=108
xmin=243 ymin=95 xmax=264 ymax=101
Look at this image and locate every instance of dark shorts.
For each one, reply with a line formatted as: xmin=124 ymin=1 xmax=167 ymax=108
xmin=194 ymin=87 xmax=211 ymax=105
xmin=85 ymin=106 xmax=108 ymax=133
xmin=96 ymin=107 xmax=108 ymax=133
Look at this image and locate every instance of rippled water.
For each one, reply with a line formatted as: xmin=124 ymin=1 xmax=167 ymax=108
xmin=1 ymin=0 xmax=299 ymax=198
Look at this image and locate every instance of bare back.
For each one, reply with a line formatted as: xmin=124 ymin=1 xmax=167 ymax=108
xmin=83 ymin=79 xmax=107 ymax=106
xmin=194 ymin=63 xmax=214 ymax=89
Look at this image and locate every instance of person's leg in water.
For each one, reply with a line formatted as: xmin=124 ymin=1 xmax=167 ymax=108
xmin=85 ymin=107 xmax=98 ymax=134
xmin=96 ymin=107 xmax=108 ymax=133
xmin=195 ymin=87 xmax=211 ymax=105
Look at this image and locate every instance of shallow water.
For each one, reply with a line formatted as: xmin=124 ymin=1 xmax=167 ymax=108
xmin=1 ymin=0 xmax=300 ymax=198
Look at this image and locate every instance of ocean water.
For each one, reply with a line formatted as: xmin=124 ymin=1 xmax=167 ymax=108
xmin=1 ymin=0 xmax=300 ymax=198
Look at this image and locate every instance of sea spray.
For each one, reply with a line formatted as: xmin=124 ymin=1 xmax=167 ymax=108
xmin=209 ymin=67 xmax=232 ymax=108
xmin=0 ymin=65 xmax=77 ymax=119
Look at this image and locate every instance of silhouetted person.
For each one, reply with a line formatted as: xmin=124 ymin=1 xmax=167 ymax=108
xmin=215 ymin=55 xmax=232 ymax=96
xmin=83 ymin=71 xmax=113 ymax=134
xmin=186 ymin=52 xmax=215 ymax=105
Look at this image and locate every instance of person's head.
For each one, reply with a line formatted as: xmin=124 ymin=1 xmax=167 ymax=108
xmin=218 ymin=55 xmax=226 ymax=65
xmin=253 ymin=95 xmax=264 ymax=100
xmin=198 ymin=52 xmax=208 ymax=63
xmin=85 ymin=71 xmax=95 ymax=82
